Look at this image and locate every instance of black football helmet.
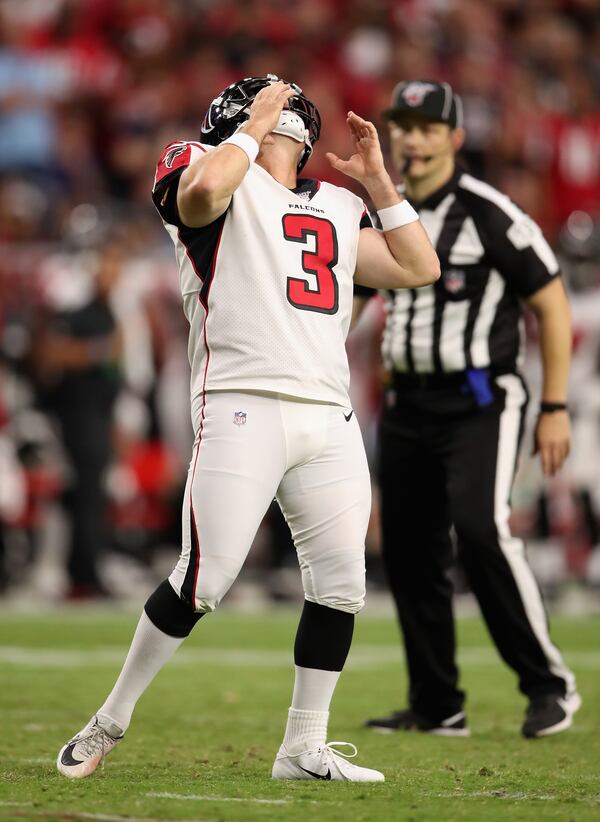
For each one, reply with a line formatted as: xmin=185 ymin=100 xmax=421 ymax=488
xmin=200 ymin=74 xmax=321 ymax=172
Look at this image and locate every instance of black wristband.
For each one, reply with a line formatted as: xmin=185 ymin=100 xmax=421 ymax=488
xmin=540 ymin=401 xmax=568 ymax=414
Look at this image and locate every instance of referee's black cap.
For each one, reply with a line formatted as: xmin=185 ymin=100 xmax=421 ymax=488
xmin=382 ymin=81 xmax=463 ymax=129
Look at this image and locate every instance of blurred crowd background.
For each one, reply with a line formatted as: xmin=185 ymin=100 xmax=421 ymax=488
xmin=0 ymin=0 xmax=599 ymax=608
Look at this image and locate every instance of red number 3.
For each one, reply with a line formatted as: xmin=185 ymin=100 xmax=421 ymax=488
xmin=282 ymin=214 xmax=339 ymax=315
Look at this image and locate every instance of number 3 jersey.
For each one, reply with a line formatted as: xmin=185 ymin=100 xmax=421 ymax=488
xmin=152 ymin=141 xmax=371 ymax=419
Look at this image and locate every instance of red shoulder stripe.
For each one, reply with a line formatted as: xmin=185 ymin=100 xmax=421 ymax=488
xmin=154 ymin=141 xmax=192 ymax=188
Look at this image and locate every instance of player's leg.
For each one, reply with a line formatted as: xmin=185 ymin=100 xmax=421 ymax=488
xmin=60 ymin=404 xmax=111 ymax=596
xmin=57 ymin=391 xmax=286 ymax=777
xmin=366 ymin=408 xmax=467 ymax=734
xmin=272 ymin=401 xmax=383 ymax=782
xmin=449 ymin=373 xmax=579 ymax=737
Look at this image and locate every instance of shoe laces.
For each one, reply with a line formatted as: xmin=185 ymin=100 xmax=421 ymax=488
xmin=318 ymin=741 xmax=358 ymax=764
xmin=76 ymin=723 xmax=113 ymax=759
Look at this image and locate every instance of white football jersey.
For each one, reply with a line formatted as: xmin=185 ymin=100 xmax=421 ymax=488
xmin=153 ymin=141 xmax=370 ymax=426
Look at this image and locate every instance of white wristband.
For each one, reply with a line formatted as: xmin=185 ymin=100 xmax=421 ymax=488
xmin=377 ymin=200 xmax=419 ymax=231
xmin=222 ymin=133 xmax=259 ymax=166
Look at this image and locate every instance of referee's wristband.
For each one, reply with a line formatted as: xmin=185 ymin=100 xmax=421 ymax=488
xmin=377 ymin=200 xmax=419 ymax=232
xmin=539 ymin=401 xmax=568 ymax=414
xmin=221 ymin=133 xmax=259 ymax=166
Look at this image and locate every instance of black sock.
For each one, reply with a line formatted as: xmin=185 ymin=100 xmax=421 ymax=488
xmin=144 ymin=579 xmax=204 ymax=638
xmin=294 ymin=600 xmax=354 ymax=671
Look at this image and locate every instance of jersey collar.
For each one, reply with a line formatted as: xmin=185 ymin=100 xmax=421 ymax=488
xmin=291 ymin=178 xmax=321 ymax=201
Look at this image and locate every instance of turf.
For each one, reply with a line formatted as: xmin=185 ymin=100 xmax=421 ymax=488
xmin=0 ymin=607 xmax=598 ymax=822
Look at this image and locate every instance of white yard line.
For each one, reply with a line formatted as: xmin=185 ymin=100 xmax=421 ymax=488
xmin=18 ymin=757 xmax=55 ymax=764
xmin=147 ymin=792 xmax=289 ymax=805
xmin=66 ymin=815 xmax=212 ymax=822
xmin=432 ymin=790 xmax=599 ymax=803
xmin=0 ymin=799 xmax=33 ymax=808
xmin=0 ymin=809 xmax=211 ymax=822
xmin=1 ymin=645 xmax=600 ymax=669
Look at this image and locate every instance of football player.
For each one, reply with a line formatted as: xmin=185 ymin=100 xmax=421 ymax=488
xmin=56 ymin=74 xmax=439 ymax=782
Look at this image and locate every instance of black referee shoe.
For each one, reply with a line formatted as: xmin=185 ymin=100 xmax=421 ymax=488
xmin=521 ymin=692 xmax=582 ymax=739
xmin=365 ymin=708 xmax=470 ymax=737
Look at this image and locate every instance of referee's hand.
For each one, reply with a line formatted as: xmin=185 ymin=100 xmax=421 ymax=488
xmin=533 ymin=411 xmax=571 ymax=477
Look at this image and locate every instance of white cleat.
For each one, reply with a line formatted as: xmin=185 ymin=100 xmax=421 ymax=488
xmin=57 ymin=715 xmax=123 ymax=778
xmin=272 ymin=740 xmax=385 ymax=782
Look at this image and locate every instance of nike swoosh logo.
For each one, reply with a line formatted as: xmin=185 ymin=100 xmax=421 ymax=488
xmin=343 ymin=411 xmax=354 ymax=422
xmin=60 ymin=744 xmax=84 ymax=766
xmin=299 ymin=765 xmax=332 ymax=780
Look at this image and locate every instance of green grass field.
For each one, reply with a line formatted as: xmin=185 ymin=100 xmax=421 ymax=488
xmin=1 ymin=607 xmax=598 ymax=822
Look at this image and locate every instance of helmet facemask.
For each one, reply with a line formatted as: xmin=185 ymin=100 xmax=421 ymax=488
xmin=200 ymin=74 xmax=321 ymax=172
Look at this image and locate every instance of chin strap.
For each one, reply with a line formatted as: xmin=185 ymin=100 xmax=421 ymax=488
xmin=233 ymin=109 xmax=311 ymax=170
xmin=272 ymin=110 xmax=309 ymax=146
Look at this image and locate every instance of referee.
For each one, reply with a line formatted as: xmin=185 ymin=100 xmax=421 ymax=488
xmin=357 ymin=81 xmax=580 ymax=738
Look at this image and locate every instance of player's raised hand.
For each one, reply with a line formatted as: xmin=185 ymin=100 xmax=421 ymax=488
xmin=244 ymin=82 xmax=296 ymax=144
xmin=326 ymin=112 xmax=386 ymax=183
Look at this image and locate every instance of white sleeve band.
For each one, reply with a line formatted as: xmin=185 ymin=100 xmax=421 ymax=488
xmin=377 ymin=200 xmax=419 ymax=231
xmin=221 ymin=133 xmax=260 ymax=166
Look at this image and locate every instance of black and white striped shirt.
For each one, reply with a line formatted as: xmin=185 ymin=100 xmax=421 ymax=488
xmin=366 ymin=167 xmax=559 ymax=375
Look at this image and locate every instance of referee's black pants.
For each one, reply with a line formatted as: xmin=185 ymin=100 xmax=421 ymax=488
xmin=378 ymin=371 xmax=575 ymax=721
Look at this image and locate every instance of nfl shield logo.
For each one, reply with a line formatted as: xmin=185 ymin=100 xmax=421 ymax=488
xmin=444 ymin=269 xmax=466 ymax=294
xmin=233 ymin=411 xmax=247 ymax=426
xmin=401 ymin=82 xmax=437 ymax=107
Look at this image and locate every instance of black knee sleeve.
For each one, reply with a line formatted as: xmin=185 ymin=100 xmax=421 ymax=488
xmin=294 ymin=600 xmax=355 ymax=672
xmin=144 ymin=579 xmax=203 ymax=638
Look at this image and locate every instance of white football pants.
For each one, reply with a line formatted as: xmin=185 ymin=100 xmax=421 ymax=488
xmin=169 ymin=391 xmax=371 ymax=614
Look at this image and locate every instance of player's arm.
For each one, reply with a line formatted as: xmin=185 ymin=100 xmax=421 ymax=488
xmin=177 ymin=82 xmax=296 ymax=228
xmin=478 ymin=196 xmax=571 ymax=477
xmin=526 ymin=278 xmax=572 ymax=477
xmin=355 ymin=224 xmax=438 ymax=289
xmin=327 ymin=112 xmax=440 ymax=289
